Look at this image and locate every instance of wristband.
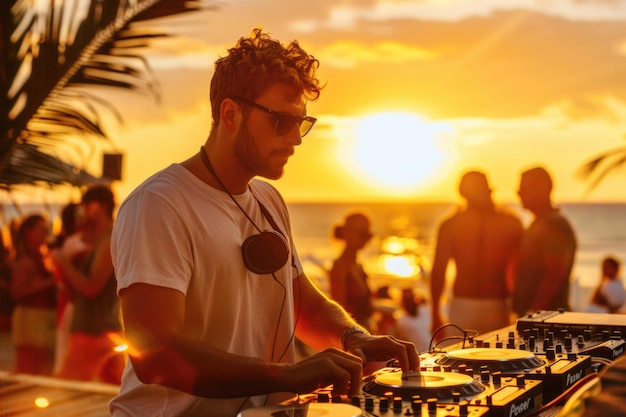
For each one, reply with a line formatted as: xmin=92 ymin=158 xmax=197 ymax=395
xmin=340 ymin=326 xmax=370 ymax=351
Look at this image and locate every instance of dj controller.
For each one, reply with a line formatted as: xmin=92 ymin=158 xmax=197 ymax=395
xmin=241 ymin=310 xmax=626 ymax=417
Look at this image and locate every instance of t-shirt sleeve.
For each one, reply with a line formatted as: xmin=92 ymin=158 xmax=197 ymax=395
xmin=111 ymin=190 xmax=193 ymax=295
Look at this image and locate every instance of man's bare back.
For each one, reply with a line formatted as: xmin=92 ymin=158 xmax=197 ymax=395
xmin=438 ymin=207 xmax=523 ymax=298
xmin=430 ymin=171 xmax=523 ymax=336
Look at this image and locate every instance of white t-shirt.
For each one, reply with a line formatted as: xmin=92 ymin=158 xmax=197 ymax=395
xmin=109 ymin=164 xmax=303 ymax=417
xmin=601 ymin=279 xmax=625 ymax=310
xmin=587 ymin=278 xmax=625 ymax=313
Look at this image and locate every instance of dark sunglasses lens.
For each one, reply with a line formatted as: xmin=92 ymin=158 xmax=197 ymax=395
xmin=275 ymin=116 xmax=300 ymax=136
xmin=275 ymin=116 xmax=316 ymax=137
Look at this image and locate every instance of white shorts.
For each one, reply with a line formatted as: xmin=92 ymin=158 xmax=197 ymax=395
xmin=448 ymin=296 xmax=512 ymax=335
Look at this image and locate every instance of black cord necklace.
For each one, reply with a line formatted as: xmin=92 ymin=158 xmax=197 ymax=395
xmin=198 ymin=146 xmax=263 ymax=233
xmin=199 ymin=147 xmax=291 ymax=366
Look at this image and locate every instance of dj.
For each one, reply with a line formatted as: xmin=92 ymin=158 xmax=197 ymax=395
xmin=109 ymin=28 xmax=419 ymax=417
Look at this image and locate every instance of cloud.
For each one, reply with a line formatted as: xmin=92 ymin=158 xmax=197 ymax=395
xmin=318 ymin=40 xmax=436 ymax=68
xmin=142 ymin=37 xmax=216 ymax=70
xmin=132 ymin=2 xmax=626 ymax=121
xmin=295 ymin=0 xmax=626 ymax=32
xmin=314 ymin=7 xmax=626 ymax=120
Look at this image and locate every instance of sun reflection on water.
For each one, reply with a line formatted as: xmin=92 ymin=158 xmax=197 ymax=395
xmin=365 ymin=235 xmax=431 ymax=292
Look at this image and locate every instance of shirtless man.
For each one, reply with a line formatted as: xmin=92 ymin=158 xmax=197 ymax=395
xmin=430 ymin=171 xmax=524 ymax=336
xmin=512 ymin=166 xmax=577 ymax=316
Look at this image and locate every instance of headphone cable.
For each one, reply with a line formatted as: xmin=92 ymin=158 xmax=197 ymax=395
xmin=199 ymin=146 xmax=263 ymax=233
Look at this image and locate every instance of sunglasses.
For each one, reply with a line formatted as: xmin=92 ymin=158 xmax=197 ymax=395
xmin=232 ymin=97 xmax=317 ymax=137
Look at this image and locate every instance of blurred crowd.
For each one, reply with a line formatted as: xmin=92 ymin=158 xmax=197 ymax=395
xmin=0 ymin=175 xmax=623 ymax=383
xmin=0 ymin=184 xmax=125 ymax=383
xmin=327 ymin=167 xmax=624 ymax=352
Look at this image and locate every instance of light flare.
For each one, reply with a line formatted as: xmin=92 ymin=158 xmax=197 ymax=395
xmin=35 ymin=397 xmax=50 ymax=408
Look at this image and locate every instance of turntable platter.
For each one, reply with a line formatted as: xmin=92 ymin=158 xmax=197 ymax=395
xmin=362 ymin=370 xmax=484 ymax=400
xmin=436 ymin=348 xmax=545 ymax=372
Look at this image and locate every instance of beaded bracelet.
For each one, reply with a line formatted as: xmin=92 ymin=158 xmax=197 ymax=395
xmin=340 ymin=326 xmax=371 ymax=351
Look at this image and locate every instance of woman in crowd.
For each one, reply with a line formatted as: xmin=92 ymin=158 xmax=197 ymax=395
xmin=329 ymin=212 xmax=375 ymax=332
xmin=10 ymin=214 xmax=57 ymax=375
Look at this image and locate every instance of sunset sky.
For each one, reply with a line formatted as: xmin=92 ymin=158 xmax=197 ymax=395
xmin=82 ymin=0 xmax=626 ymax=204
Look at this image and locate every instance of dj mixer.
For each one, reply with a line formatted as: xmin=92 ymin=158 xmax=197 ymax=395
xmin=240 ymin=310 xmax=626 ymax=417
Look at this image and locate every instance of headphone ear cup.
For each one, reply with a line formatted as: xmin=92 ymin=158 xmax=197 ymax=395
xmin=241 ymin=230 xmax=289 ymax=275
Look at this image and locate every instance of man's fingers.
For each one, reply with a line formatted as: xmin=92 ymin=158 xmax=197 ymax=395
xmin=346 ymin=335 xmax=420 ymax=372
xmin=301 ymin=348 xmax=363 ymax=396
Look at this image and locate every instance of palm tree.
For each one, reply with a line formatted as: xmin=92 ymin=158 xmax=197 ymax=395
xmin=577 ymin=135 xmax=626 ymax=192
xmin=1 ymin=0 xmax=217 ymax=192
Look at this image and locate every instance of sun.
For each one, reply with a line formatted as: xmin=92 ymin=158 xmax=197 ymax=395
xmin=343 ymin=112 xmax=450 ymax=191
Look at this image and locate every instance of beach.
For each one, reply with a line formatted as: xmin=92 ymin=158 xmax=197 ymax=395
xmin=0 ymin=201 xmax=623 ymax=373
xmin=288 ymin=201 xmax=626 ymax=311
xmin=2 ymin=200 xmax=623 ymax=307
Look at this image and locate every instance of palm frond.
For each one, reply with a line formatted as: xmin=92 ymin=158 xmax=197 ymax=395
xmin=0 ymin=143 xmax=102 ymax=190
xmin=2 ymin=0 xmax=217 ymax=189
xmin=577 ymin=138 xmax=626 ymax=191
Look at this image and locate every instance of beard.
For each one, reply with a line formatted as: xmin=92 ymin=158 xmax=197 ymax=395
xmin=233 ymin=119 xmax=286 ymax=180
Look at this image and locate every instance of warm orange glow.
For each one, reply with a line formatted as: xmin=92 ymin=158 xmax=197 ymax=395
xmin=365 ymin=236 xmax=430 ymax=283
xmin=379 ymin=254 xmax=421 ymax=278
xmin=23 ymin=5 xmax=624 ymax=206
xmin=381 ymin=236 xmax=421 ymax=254
xmin=339 ymin=112 xmax=451 ymax=194
xmin=35 ymin=397 xmax=50 ymax=408
xmin=108 ymin=332 xmax=129 ymax=353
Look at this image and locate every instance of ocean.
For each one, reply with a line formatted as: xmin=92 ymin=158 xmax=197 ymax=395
xmin=2 ymin=200 xmax=624 ymax=310
xmin=287 ymin=201 xmax=626 ymax=311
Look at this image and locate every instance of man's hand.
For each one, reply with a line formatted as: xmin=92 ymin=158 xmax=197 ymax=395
xmin=343 ymin=332 xmax=419 ymax=373
xmin=279 ymin=348 xmax=364 ymax=398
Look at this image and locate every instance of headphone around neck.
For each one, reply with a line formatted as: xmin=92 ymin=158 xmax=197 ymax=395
xmin=198 ymin=147 xmax=290 ymax=275
xmin=240 ymin=206 xmax=289 ymax=275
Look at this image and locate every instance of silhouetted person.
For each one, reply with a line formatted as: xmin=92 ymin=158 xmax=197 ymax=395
xmin=10 ymin=214 xmax=56 ymax=375
xmin=329 ymin=212 xmax=375 ymax=331
xmin=0 ymin=233 xmax=13 ymax=333
xmin=430 ymin=171 xmax=523 ymax=335
xmin=51 ymin=185 xmax=125 ymax=383
xmin=587 ymin=256 xmax=624 ymax=313
xmin=512 ymin=166 xmax=577 ymax=316
xmin=49 ymin=202 xmax=80 ymax=249
xmin=51 ymin=201 xmax=91 ymax=375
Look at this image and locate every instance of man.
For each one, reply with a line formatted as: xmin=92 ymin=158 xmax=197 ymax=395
xmin=51 ymin=202 xmax=91 ymax=375
xmin=587 ymin=256 xmax=624 ymax=313
xmin=52 ymin=185 xmax=125 ymax=383
xmin=430 ymin=171 xmax=523 ymax=336
xmin=109 ymin=29 xmax=418 ymax=417
xmin=512 ymin=166 xmax=577 ymax=317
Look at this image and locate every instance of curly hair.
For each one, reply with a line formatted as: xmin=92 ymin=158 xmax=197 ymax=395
xmin=209 ymin=28 xmax=322 ymax=127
